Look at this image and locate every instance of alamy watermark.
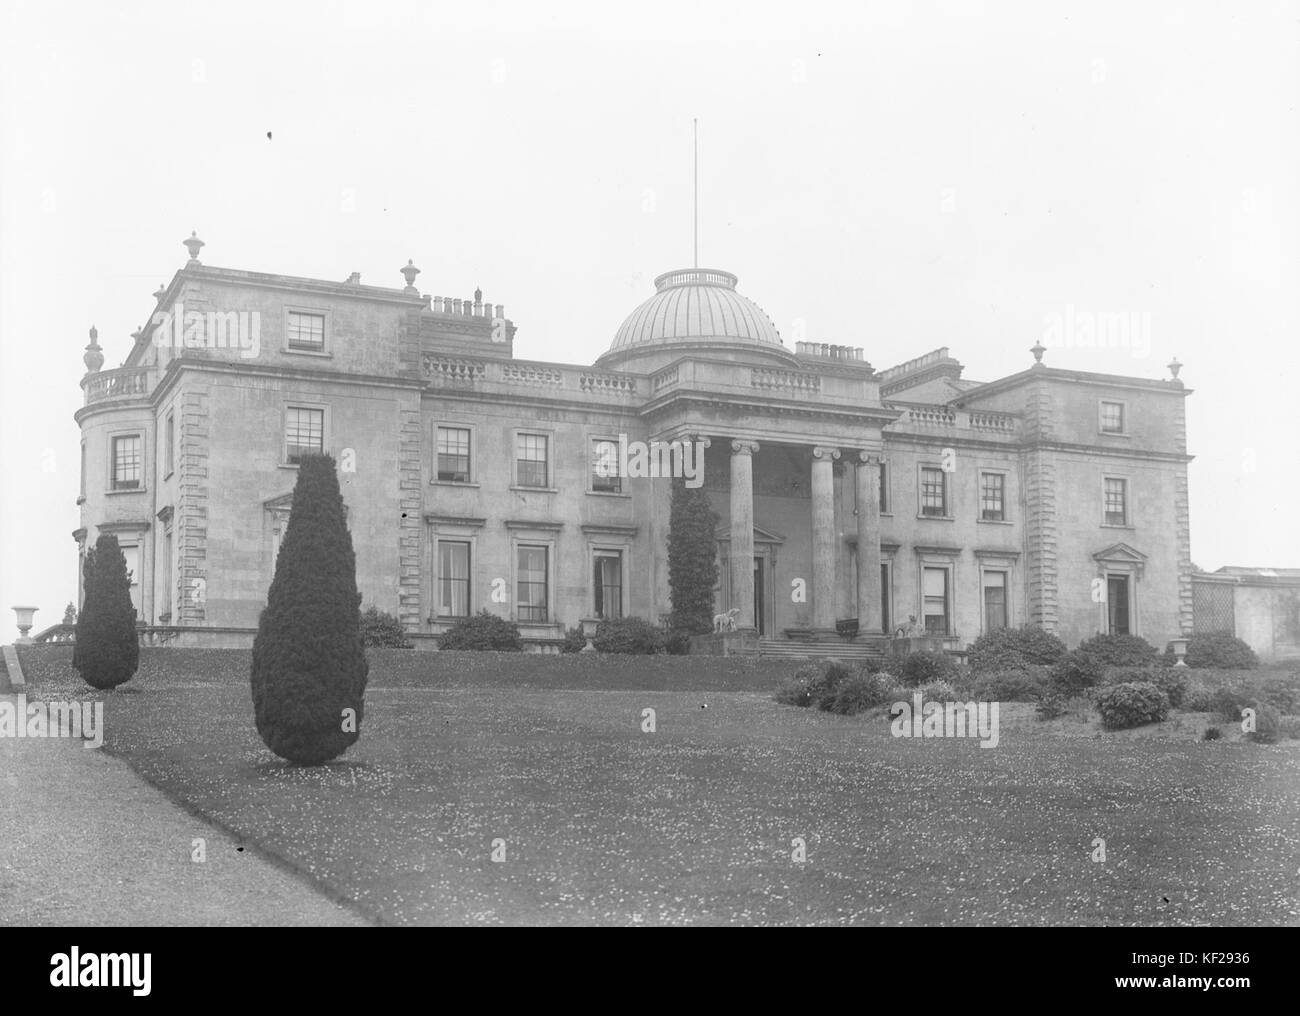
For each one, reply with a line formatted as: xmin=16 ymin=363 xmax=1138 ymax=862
xmin=1042 ymin=304 xmax=1151 ymax=359
xmin=592 ymin=435 xmax=707 ymax=488
xmin=890 ymin=692 xmax=1000 ymax=748
xmin=0 ymin=694 xmax=103 ymax=748
xmin=151 ymin=301 xmax=260 ymax=358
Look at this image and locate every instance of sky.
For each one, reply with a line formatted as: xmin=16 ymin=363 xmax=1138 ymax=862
xmin=2 ymin=0 xmax=1298 ymax=633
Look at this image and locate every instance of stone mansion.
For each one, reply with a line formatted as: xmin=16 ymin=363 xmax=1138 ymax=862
xmin=73 ymin=234 xmax=1194 ymax=651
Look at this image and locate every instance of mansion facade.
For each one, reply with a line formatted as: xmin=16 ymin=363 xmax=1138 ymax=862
xmin=73 ymin=235 xmax=1194 ymax=651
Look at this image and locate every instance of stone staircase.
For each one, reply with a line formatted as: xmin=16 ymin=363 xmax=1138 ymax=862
xmin=758 ymin=638 xmax=888 ymax=664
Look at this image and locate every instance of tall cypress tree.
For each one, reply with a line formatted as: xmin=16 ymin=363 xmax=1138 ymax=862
xmin=251 ymin=453 xmax=368 ymax=765
xmin=72 ymin=533 xmax=140 ymax=689
xmin=668 ymin=475 xmax=719 ymax=634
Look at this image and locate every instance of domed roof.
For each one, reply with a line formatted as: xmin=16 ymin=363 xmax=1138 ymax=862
xmin=608 ymin=269 xmax=784 ymax=353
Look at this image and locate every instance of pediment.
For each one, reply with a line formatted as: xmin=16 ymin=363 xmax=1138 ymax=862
xmin=263 ymin=492 xmax=295 ymax=513
xmin=716 ymin=524 xmax=785 ymax=545
xmin=1092 ymin=542 xmax=1147 ymax=565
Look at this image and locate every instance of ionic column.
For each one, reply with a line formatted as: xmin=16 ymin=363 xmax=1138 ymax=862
xmin=729 ymin=440 xmax=759 ymax=631
xmin=811 ymin=446 xmax=840 ymax=632
xmin=856 ymin=451 xmax=883 ymax=634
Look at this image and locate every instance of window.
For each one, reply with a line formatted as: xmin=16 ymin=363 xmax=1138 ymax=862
xmin=437 ymin=427 xmax=471 ymax=483
xmin=164 ymin=412 xmax=175 ymax=476
xmin=1100 ymin=401 xmax=1125 ymax=434
xmin=287 ymin=311 xmax=325 ymax=352
xmin=437 ymin=541 xmax=471 ymax=617
xmin=517 ymin=546 xmax=548 ymax=622
xmin=111 ymin=435 xmax=142 ymax=490
xmin=79 ymin=442 xmax=86 ymax=497
xmin=591 ymin=439 xmax=621 ymax=493
xmin=983 ymin=571 xmax=1008 ymax=631
xmin=1104 ymin=477 xmax=1128 ymax=526
xmin=516 ymin=434 xmax=548 ymax=488
xmin=878 ymin=461 xmax=889 ymax=513
xmin=286 ymin=408 xmax=324 ymax=464
xmin=593 ymin=551 xmax=623 ymax=619
xmin=980 ymin=472 xmax=1005 ymax=521
xmin=923 ymin=567 xmax=949 ymax=635
xmin=920 ymin=467 xmax=946 ymax=517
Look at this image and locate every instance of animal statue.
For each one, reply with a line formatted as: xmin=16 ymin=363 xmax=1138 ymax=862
xmin=713 ymin=607 xmax=741 ymax=633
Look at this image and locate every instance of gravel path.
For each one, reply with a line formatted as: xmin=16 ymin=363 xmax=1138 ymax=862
xmin=0 ymin=693 xmax=372 ymax=926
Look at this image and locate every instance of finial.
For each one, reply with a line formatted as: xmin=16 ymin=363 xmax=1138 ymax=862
xmin=183 ymin=231 xmax=205 ymax=264
xmin=1030 ymin=340 xmax=1046 ymax=365
xmin=153 ymin=284 xmax=166 ymax=302
xmin=1167 ymin=357 xmax=1183 ymax=380
xmin=400 ymin=259 xmax=421 ymax=294
xmin=83 ymin=325 xmax=104 ymax=373
xmin=130 ymin=326 xmax=143 ymax=344
xmin=474 ymin=286 xmax=482 ymax=304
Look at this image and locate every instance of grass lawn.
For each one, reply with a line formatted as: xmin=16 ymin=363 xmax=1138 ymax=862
xmin=18 ymin=651 xmax=1300 ymax=926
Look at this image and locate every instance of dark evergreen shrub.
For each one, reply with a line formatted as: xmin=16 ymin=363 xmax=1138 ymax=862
xmin=830 ymin=672 xmax=902 ymax=715
xmin=251 ymin=454 xmax=368 ymax=765
xmin=810 ymin=659 xmax=856 ymax=710
xmin=1202 ymin=726 xmax=1222 ymax=741
xmin=72 ymin=533 xmax=139 ymax=690
xmin=559 ymin=626 xmax=587 ymax=654
xmin=1183 ymin=633 xmax=1259 ymax=670
xmin=973 ymin=667 xmax=1050 ymax=702
xmin=900 ymin=650 xmax=957 ymax=687
xmin=1051 ymin=650 xmax=1105 ymax=696
xmin=359 ymin=605 xmax=412 ymax=648
xmin=667 ymin=476 xmax=719 ymax=635
xmin=1094 ymin=681 xmax=1170 ymax=730
xmin=1074 ymin=633 xmax=1159 ymax=668
xmin=437 ymin=609 xmax=522 ymax=651
xmin=968 ymin=626 xmax=1067 ymax=673
xmin=1106 ymin=666 xmax=1187 ymax=709
xmin=593 ymin=616 xmax=664 ymax=655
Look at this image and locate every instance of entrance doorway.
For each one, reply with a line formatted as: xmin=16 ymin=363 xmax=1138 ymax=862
xmin=753 ymin=557 xmax=766 ymax=636
xmin=1107 ymin=575 xmax=1131 ymax=635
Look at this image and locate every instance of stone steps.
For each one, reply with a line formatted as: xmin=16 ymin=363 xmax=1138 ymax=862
xmin=757 ymin=639 xmax=886 ymax=662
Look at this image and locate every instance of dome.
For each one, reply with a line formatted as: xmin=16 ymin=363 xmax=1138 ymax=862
xmin=608 ymin=268 xmax=784 ymax=354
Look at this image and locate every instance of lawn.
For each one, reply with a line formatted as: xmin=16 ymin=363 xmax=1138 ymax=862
xmin=17 ymin=649 xmax=1300 ymax=925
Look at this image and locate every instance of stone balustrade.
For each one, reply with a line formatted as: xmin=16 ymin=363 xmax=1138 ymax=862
xmin=885 ymin=401 xmax=1020 ymax=436
xmin=423 ymin=355 xmax=640 ymax=399
xmin=750 ymin=367 xmax=822 ymax=393
xmin=82 ymin=367 xmax=152 ymax=405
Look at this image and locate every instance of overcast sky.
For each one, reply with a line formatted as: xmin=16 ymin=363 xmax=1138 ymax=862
xmin=2 ymin=0 xmax=1297 ymax=632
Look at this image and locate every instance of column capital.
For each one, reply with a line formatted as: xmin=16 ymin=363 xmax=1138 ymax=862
xmin=857 ymin=450 xmax=882 ymax=466
xmin=690 ymin=434 xmax=712 ymax=449
xmin=730 ymin=439 xmax=759 ymax=456
xmin=812 ymin=445 xmax=841 ymax=461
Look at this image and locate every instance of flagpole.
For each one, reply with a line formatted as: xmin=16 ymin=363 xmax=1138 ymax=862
xmin=693 ymin=118 xmax=698 ymax=269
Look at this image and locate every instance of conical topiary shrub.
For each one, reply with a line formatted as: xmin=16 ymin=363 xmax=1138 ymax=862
xmin=251 ymin=453 xmax=368 ymax=764
xmin=72 ymin=533 xmax=140 ymax=690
